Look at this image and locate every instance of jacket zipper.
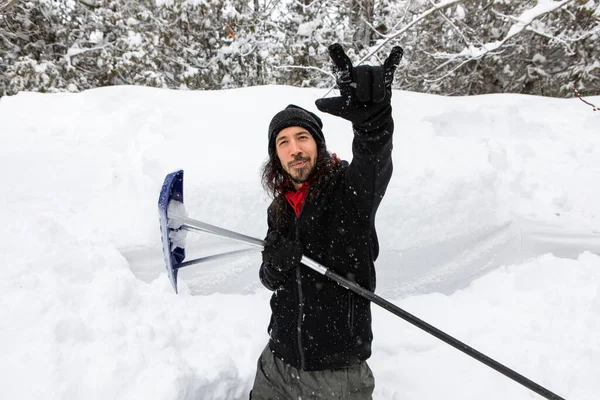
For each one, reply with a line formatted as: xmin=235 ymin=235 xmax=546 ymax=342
xmin=347 ymin=292 xmax=355 ymax=335
xmin=295 ymin=266 xmax=305 ymax=370
xmin=293 ymin=188 xmax=310 ymax=371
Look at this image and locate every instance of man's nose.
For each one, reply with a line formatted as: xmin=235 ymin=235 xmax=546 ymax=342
xmin=289 ymin=139 xmax=302 ymax=156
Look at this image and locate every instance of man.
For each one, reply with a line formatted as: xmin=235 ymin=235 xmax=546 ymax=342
xmin=251 ymin=43 xmax=403 ymax=399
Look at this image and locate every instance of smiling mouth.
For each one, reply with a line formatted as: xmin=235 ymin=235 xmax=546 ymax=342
xmin=289 ymin=158 xmax=310 ymax=168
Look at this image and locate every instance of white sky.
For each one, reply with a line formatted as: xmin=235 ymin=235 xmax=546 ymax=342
xmin=0 ymin=85 xmax=599 ymax=399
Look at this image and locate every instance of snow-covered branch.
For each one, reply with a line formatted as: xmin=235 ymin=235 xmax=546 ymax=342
xmin=359 ymin=0 xmax=461 ymax=65
xmin=456 ymin=0 xmax=574 ymax=60
xmin=64 ymin=42 xmax=112 ymax=67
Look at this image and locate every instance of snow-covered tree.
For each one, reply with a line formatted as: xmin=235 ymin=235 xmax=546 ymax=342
xmin=1 ymin=0 xmax=598 ymax=97
xmin=376 ymin=0 xmax=600 ymax=96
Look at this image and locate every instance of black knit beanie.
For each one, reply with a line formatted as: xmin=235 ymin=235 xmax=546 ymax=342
xmin=268 ymin=105 xmax=325 ymax=155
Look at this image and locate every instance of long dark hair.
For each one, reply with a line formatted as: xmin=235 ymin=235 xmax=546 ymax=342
xmin=261 ymin=141 xmax=337 ymax=214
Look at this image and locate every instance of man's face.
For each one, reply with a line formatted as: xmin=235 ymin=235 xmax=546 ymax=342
xmin=275 ymin=126 xmax=318 ymax=189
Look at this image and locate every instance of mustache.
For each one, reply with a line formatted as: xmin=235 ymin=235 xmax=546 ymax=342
xmin=287 ymin=155 xmax=311 ymax=168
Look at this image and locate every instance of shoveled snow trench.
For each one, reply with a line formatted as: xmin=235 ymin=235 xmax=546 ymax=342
xmin=124 ymin=216 xmax=600 ymax=298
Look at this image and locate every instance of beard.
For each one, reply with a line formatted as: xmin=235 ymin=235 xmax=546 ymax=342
xmin=285 ymin=155 xmax=316 ymax=184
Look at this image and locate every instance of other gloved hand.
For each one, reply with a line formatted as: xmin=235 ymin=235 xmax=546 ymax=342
xmin=315 ymin=43 xmax=403 ymax=129
xmin=262 ymin=231 xmax=303 ymax=275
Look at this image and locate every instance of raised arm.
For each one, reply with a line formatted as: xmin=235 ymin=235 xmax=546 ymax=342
xmin=316 ymin=44 xmax=403 ymax=215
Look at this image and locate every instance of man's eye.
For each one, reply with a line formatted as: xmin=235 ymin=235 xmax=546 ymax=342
xmin=278 ymin=140 xmax=287 ymax=146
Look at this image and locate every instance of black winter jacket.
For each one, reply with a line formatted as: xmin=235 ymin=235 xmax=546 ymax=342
xmin=259 ymin=113 xmax=393 ymax=371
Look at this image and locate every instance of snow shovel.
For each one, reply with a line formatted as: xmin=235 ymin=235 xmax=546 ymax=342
xmin=158 ymin=169 xmax=566 ymax=400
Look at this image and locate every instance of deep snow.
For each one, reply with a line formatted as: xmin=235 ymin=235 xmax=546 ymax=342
xmin=0 ymin=85 xmax=599 ymax=399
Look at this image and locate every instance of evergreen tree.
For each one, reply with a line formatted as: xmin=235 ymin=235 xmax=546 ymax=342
xmin=1 ymin=0 xmax=598 ymax=97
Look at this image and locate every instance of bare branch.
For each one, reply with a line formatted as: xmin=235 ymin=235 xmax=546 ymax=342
xmin=391 ymin=0 xmax=415 ymax=32
xmin=564 ymin=25 xmax=600 ymax=43
xmin=427 ymin=0 xmax=471 ymax=47
xmin=360 ymin=18 xmax=388 ymax=40
xmin=573 ymin=88 xmax=598 ymax=111
xmin=423 ymin=57 xmax=474 ymax=84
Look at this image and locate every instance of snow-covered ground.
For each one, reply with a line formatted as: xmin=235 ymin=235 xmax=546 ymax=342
xmin=1 ymin=86 xmax=599 ymax=400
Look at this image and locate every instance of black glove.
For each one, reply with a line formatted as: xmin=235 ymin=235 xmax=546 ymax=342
xmin=315 ymin=44 xmax=403 ymax=129
xmin=262 ymin=231 xmax=303 ymax=275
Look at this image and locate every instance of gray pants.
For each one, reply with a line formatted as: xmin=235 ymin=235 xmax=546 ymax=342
xmin=250 ymin=345 xmax=375 ymax=400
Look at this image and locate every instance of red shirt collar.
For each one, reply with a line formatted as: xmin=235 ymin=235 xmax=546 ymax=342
xmin=284 ymin=181 xmax=310 ymax=217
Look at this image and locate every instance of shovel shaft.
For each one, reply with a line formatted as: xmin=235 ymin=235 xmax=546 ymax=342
xmin=321 ymin=270 xmax=565 ymax=400
xmin=175 ymin=215 xmax=565 ymax=400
